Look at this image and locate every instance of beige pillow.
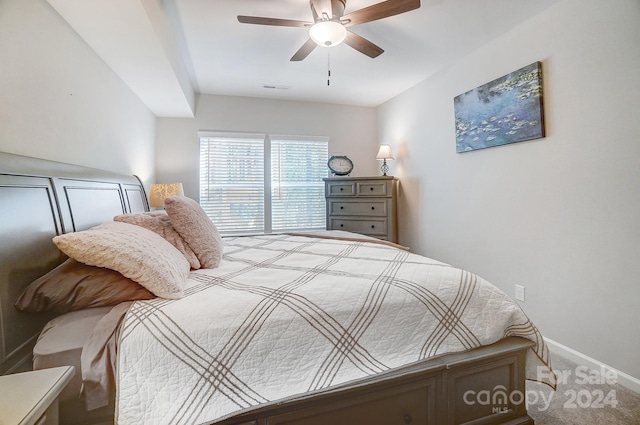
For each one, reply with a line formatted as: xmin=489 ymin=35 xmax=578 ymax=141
xmin=164 ymin=196 xmax=223 ymax=269
xmin=15 ymin=258 xmax=155 ymax=313
xmin=114 ymin=211 xmax=201 ymax=269
xmin=52 ymin=221 xmax=189 ymax=299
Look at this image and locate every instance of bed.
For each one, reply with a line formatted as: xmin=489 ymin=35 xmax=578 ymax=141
xmin=0 ymin=151 xmax=555 ymax=425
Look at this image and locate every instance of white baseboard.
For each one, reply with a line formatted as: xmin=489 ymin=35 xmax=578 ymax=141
xmin=544 ymin=337 xmax=640 ymax=395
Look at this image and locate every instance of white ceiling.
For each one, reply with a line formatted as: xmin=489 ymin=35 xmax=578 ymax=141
xmin=46 ymin=0 xmax=561 ymax=117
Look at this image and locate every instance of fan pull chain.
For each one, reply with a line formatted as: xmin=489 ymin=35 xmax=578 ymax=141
xmin=327 ymin=49 xmax=331 ymax=86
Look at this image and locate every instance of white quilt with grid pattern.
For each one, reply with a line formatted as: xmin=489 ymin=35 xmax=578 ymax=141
xmin=115 ymin=234 xmax=552 ymax=424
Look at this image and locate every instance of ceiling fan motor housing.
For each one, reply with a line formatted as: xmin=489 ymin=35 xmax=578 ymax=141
xmin=311 ymin=0 xmax=347 ymax=21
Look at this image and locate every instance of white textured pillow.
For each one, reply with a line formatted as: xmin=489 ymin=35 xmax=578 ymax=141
xmin=52 ymin=221 xmax=189 ymax=299
xmin=164 ymin=196 xmax=223 ymax=269
xmin=114 ymin=211 xmax=201 ymax=270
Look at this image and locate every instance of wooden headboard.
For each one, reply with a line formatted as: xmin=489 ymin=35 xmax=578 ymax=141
xmin=0 ymin=152 xmax=149 ymax=374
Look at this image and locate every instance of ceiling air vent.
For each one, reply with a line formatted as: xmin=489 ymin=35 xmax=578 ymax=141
xmin=262 ymin=84 xmax=290 ymax=90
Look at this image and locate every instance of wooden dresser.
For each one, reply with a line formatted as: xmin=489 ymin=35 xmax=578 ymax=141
xmin=323 ymin=176 xmax=398 ymax=243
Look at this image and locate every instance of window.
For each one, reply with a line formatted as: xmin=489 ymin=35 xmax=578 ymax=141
xmin=200 ymin=132 xmax=328 ymax=235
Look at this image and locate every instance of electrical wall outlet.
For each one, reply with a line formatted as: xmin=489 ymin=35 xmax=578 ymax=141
xmin=515 ymin=285 xmax=525 ymax=302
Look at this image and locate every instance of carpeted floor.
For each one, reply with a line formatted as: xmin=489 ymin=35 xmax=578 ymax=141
xmin=526 ymin=354 xmax=640 ymax=424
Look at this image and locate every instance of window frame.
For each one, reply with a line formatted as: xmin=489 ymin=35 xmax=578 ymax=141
xmin=199 ymin=131 xmax=329 ymax=236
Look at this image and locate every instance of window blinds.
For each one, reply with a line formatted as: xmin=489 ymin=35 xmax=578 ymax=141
xmin=200 ymin=134 xmax=265 ymax=234
xmin=199 ymin=133 xmax=328 ymax=235
xmin=271 ymin=136 xmax=328 ymax=232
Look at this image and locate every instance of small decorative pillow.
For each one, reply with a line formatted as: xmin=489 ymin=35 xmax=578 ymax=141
xmin=52 ymin=221 xmax=189 ymax=299
xmin=15 ymin=258 xmax=155 ymax=313
xmin=164 ymin=196 xmax=223 ymax=269
xmin=114 ymin=211 xmax=201 ymax=269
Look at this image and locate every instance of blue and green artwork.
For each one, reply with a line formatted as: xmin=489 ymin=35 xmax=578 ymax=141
xmin=454 ymin=62 xmax=545 ymax=153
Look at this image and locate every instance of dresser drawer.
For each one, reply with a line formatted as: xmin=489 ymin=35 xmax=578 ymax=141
xmin=356 ymin=180 xmax=390 ymax=196
xmin=328 ymin=218 xmax=387 ymax=236
xmin=328 ymin=199 xmax=388 ymax=217
xmin=326 ymin=181 xmax=356 ymax=196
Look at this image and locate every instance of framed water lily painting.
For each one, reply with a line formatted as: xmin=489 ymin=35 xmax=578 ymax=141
xmin=454 ymin=62 xmax=545 ymax=153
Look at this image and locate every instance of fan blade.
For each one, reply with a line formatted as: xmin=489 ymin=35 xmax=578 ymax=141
xmin=342 ymin=0 xmax=420 ymax=27
xmin=291 ymin=39 xmax=318 ymax=61
xmin=310 ymin=0 xmax=332 ymax=19
xmin=238 ymin=16 xmax=312 ymax=27
xmin=344 ymin=31 xmax=384 ymax=58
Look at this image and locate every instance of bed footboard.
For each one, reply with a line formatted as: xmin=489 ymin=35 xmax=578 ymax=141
xmin=216 ymin=337 xmax=534 ymax=425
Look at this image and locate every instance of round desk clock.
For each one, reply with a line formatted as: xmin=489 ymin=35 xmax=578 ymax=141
xmin=327 ymin=155 xmax=354 ymax=176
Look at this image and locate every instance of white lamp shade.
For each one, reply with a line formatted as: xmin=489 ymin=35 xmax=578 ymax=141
xmin=376 ymin=145 xmax=395 ymax=160
xmin=149 ymin=183 xmax=184 ymax=208
xmin=309 ymin=20 xmax=347 ymax=47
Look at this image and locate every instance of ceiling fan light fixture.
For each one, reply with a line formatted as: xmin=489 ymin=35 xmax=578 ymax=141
xmin=309 ymin=20 xmax=346 ymax=47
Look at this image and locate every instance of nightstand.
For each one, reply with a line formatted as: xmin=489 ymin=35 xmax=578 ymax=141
xmin=323 ymin=176 xmax=399 ymax=243
xmin=0 ymin=366 xmax=74 ymax=425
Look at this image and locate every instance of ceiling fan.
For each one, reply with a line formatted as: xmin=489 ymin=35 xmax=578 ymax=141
xmin=237 ymin=0 xmax=421 ymax=61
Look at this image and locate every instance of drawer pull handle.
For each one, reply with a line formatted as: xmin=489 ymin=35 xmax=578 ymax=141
xmin=371 ymin=206 xmax=375 ymax=210
xmin=370 ymin=187 xmax=374 ymax=191
xmin=404 ymin=414 xmax=413 ymax=424
xmin=340 ymin=224 xmax=344 ymax=227
xmin=340 ymin=187 xmax=344 ymax=191
xmin=340 ymin=206 xmax=344 ymax=209
xmin=371 ymin=225 xmax=375 ymax=229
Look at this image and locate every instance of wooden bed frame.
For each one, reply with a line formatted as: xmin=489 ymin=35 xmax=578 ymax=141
xmin=0 ymin=151 xmax=535 ymax=425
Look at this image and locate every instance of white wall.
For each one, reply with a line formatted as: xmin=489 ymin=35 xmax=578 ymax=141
xmin=378 ymin=0 xmax=640 ymax=380
xmin=0 ymin=0 xmax=156 ymax=185
xmin=156 ymin=94 xmax=378 ymax=199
